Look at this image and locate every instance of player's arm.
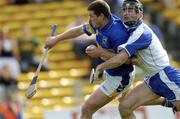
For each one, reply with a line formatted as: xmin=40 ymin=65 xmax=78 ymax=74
xmin=94 ymin=26 xmax=151 ymax=79
xmin=85 ymin=45 xmax=139 ymax=65
xmin=86 ymin=45 xmax=116 ymax=59
xmin=97 ymin=50 xmax=142 ymax=70
xmin=45 ymin=25 xmax=84 ymax=49
xmin=93 ymin=49 xmax=129 ymax=80
xmin=100 ymin=48 xmax=116 ymax=60
xmin=96 ymin=49 xmax=128 ymax=72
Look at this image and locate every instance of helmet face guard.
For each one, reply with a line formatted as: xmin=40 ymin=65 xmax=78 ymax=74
xmin=120 ymin=0 xmax=143 ymax=27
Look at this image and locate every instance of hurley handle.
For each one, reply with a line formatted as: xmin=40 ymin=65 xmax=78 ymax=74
xmin=30 ymin=24 xmax=57 ymax=85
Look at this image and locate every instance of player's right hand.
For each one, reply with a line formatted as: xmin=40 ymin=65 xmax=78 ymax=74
xmin=130 ymin=56 xmax=142 ymax=65
xmin=94 ymin=65 xmax=103 ymax=82
xmin=85 ymin=45 xmax=101 ymax=58
xmin=44 ymin=36 xmax=57 ymax=49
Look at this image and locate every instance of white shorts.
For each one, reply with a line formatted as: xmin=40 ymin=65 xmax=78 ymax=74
xmin=99 ymin=71 xmax=135 ymax=98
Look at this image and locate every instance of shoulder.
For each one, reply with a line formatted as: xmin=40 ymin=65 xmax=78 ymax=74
xmin=142 ymin=23 xmax=153 ymax=39
xmin=112 ymin=15 xmax=121 ymax=20
xmin=111 ymin=15 xmax=126 ymax=31
xmin=128 ymin=23 xmax=152 ymax=44
xmin=112 ymin=15 xmax=124 ymax=27
xmin=108 ymin=27 xmax=128 ymax=41
xmin=109 ymin=16 xmax=128 ymax=37
xmin=134 ymin=23 xmax=152 ymax=37
xmin=83 ymin=22 xmax=96 ymax=35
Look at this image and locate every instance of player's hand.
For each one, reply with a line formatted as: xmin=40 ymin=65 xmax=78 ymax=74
xmin=85 ymin=45 xmax=101 ymax=58
xmin=130 ymin=56 xmax=141 ymax=65
xmin=94 ymin=65 xmax=103 ymax=81
xmin=124 ymin=59 xmax=131 ymax=64
xmin=44 ymin=36 xmax=57 ymax=49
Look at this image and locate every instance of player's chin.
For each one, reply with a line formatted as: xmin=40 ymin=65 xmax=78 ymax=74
xmin=88 ymin=54 xmax=96 ymax=58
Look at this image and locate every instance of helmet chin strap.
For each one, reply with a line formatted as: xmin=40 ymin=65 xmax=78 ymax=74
xmin=124 ymin=21 xmax=136 ymax=27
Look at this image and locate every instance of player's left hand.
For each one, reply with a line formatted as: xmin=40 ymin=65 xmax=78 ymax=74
xmin=45 ymin=36 xmax=57 ymax=49
xmin=85 ymin=45 xmax=101 ymax=58
xmin=94 ymin=65 xmax=103 ymax=81
xmin=130 ymin=56 xmax=141 ymax=65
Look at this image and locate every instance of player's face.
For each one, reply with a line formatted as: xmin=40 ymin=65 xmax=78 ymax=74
xmin=88 ymin=11 xmax=101 ymax=28
xmin=121 ymin=6 xmax=142 ymax=25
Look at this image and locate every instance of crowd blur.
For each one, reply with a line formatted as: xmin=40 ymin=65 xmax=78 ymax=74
xmin=6 ymin=0 xmax=63 ymax=5
xmin=0 ymin=25 xmax=48 ymax=118
xmin=154 ymin=0 xmax=176 ymax=9
xmin=0 ymin=65 xmax=23 ymax=119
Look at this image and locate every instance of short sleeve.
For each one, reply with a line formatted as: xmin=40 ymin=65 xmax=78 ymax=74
xmin=118 ymin=24 xmax=152 ymax=57
xmin=82 ymin=23 xmax=95 ymax=36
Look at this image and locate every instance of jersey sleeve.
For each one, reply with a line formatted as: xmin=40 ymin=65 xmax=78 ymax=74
xmin=118 ymin=24 xmax=152 ymax=57
xmin=82 ymin=21 xmax=95 ymax=36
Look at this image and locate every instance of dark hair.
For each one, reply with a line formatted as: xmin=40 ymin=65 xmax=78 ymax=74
xmin=123 ymin=0 xmax=143 ymax=12
xmin=88 ymin=0 xmax=111 ymax=18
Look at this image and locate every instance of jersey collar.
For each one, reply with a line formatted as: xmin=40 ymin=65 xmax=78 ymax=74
xmin=100 ymin=15 xmax=114 ymax=31
xmin=126 ymin=20 xmax=143 ymax=34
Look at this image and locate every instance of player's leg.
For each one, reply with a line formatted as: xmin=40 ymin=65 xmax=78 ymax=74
xmin=160 ymin=66 xmax=180 ymax=113
xmin=80 ymin=71 xmax=133 ymax=119
xmin=119 ymin=85 xmax=171 ymax=109
xmin=118 ymin=66 xmax=180 ymax=119
xmin=144 ymin=97 xmax=176 ymax=110
xmin=143 ymin=97 xmax=164 ymax=105
xmin=80 ymin=72 xmax=117 ymax=119
xmin=118 ymin=82 xmax=160 ymax=119
xmin=136 ymin=66 xmax=180 ymax=114
xmin=80 ymin=88 xmax=114 ymax=119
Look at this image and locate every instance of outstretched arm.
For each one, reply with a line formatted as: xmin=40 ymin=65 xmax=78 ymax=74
xmin=45 ymin=25 xmax=84 ymax=49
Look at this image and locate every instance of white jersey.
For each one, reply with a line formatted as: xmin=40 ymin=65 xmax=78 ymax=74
xmin=118 ymin=22 xmax=170 ymax=76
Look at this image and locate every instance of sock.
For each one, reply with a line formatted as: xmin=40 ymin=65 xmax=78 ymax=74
xmin=173 ymin=107 xmax=177 ymax=114
xmin=161 ymin=99 xmax=174 ymax=108
xmin=162 ymin=99 xmax=177 ymax=114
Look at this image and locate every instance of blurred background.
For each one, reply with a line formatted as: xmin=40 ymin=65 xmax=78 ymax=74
xmin=0 ymin=0 xmax=180 ymax=119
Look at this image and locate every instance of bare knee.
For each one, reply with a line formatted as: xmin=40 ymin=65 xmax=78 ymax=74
xmin=119 ymin=100 xmax=133 ymax=117
xmin=81 ymin=102 xmax=94 ymax=117
xmin=119 ymin=100 xmax=133 ymax=111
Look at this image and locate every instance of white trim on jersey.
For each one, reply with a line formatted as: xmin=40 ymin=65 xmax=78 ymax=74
xmin=117 ymin=22 xmax=169 ymax=76
xmin=117 ymin=23 xmax=144 ymax=54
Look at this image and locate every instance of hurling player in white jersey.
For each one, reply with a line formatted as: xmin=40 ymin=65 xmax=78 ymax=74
xmin=93 ymin=0 xmax=180 ymax=119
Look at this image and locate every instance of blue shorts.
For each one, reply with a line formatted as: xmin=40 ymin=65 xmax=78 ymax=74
xmin=145 ymin=66 xmax=180 ymax=101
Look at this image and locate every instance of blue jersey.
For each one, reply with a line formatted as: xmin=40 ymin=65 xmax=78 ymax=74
xmin=83 ymin=15 xmax=134 ymax=76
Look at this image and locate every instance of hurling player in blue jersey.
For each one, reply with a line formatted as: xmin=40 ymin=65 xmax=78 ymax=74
xmin=93 ymin=0 xmax=180 ymax=118
xmin=45 ymin=0 xmax=136 ymax=119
